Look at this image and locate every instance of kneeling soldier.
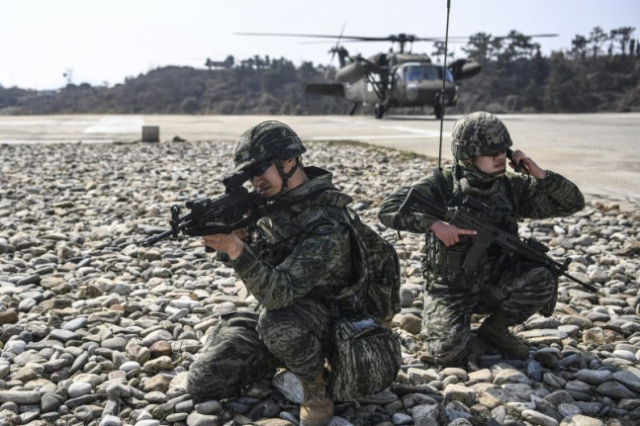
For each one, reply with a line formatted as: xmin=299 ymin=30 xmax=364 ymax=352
xmin=188 ymin=121 xmax=390 ymax=425
xmin=378 ymin=112 xmax=585 ymax=366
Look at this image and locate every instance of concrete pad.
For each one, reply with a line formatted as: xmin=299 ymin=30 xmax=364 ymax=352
xmin=0 ymin=113 xmax=638 ymax=204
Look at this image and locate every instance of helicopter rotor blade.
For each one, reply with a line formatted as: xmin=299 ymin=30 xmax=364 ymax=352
xmin=236 ymin=32 xmax=387 ymax=41
xmin=236 ymin=32 xmax=559 ymax=52
xmin=237 ymin=32 xmax=425 ymax=42
xmin=492 ymin=33 xmax=559 ymax=41
xmin=237 ymin=32 xmax=558 ymax=41
xmin=326 ymin=23 xmax=346 ymax=78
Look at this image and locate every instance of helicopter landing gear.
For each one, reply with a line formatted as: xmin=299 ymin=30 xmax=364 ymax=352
xmin=434 ymin=104 xmax=443 ymax=120
xmin=374 ymin=104 xmax=385 ymax=119
xmin=349 ymin=103 xmax=359 ymax=116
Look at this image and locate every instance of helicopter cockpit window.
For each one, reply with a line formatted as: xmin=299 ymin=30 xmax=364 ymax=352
xmin=404 ymin=65 xmax=454 ymax=82
xmin=405 ymin=66 xmax=425 ymax=81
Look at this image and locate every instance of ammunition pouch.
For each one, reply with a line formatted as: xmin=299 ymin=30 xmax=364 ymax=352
xmin=328 ymin=315 xmax=402 ymax=401
xmin=427 ymin=236 xmax=479 ymax=287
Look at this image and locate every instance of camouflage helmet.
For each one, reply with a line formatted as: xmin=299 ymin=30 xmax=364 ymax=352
xmin=451 ymin=112 xmax=512 ymax=160
xmin=233 ymin=121 xmax=307 ymax=171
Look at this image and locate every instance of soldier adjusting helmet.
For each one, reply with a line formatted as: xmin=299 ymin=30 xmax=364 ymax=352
xmin=233 ymin=121 xmax=307 ymax=172
xmin=451 ymin=112 xmax=512 ymax=160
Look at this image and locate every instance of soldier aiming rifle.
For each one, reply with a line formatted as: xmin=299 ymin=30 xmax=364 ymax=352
xmin=167 ymin=121 xmax=401 ymax=426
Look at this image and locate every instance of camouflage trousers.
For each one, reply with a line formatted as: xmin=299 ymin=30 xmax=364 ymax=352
xmin=188 ymin=298 xmax=332 ymax=402
xmin=421 ymin=261 xmax=557 ymax=366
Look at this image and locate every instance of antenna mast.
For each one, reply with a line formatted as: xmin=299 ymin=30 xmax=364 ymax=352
xmin=437 ymin=0 xmax=452 ymax=169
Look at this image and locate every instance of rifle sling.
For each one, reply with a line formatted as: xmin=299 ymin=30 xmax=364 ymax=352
xmin=433 ymin=167 xmax=450 ymax=204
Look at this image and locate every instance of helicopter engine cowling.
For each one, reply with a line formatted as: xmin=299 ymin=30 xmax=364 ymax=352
xmin=335 ymin=60 xmax=374 ymax=83
xmin=449 ymin=59 xmax=482 ymax=81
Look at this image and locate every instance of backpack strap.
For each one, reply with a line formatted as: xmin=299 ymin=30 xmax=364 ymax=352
xmin=263 ymin=188 xmax=331 ymax=213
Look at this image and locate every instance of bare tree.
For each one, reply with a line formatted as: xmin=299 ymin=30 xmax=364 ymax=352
xmin=589 ymin=26 xmax=609 ymax=58
xmin=610 ymin=27 xmax=636 ymax=55
xmin=570 ymin=35 xmax=588 ymax=60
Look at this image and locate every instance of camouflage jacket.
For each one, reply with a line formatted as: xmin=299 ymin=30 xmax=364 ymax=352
xmin=378 ymin=166 xmax=585 ymax=234
xmin=225 ymin=167 xmax=355 ymax=310
xmin=378 ymin=165 xmax=585 ymax=283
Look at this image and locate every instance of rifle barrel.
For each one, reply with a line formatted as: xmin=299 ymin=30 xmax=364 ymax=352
xmin=142 ymin=229 xmax=174 ymax=247
xmin=562 ymin=272 xmax=600 ymax=293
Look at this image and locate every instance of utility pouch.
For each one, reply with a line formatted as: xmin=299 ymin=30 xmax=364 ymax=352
xmin=446 ymin=250 xmax=464 ymax=274
xmin=327 ymin=315 xmax=401 ymax=401
xmin=440 ymin=243 xmax=482 ymax=287
xmin=440 ymin=246 xmax=467 ymax=284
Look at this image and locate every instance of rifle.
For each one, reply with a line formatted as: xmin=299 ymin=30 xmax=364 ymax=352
xmin=399 ymin=188 xmax=599 ymax=293
xmin=142 ymin=170 xmax=267 ymax=249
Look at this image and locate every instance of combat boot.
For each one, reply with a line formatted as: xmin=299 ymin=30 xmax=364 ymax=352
xmin=299 ymin=373 xmax=334 ymax=426
xmin=478 ymin=313 xmax=529 ymax=360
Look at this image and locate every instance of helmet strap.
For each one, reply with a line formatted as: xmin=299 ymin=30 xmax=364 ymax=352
xmin=274 ymin=158 xmax=300 ymax=196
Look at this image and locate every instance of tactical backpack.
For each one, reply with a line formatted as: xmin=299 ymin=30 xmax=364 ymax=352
xmin=326 ymin=209 xmax=402 ymax=401
xmin=345 ymin=210 xmax=401 ymax=323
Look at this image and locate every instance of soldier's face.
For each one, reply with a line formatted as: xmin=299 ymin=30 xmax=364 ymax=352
xmin=250 ymin=161 xmax=280 ymax=198
xmin=472 ymin=151 xmax=507 ymax=175
xmin=250 ymin=159 xmax=296 ymax=199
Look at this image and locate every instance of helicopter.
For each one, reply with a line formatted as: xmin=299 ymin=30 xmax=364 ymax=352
xmin=237 ymin=32 xmax=557 ymax=119
xmin=205 ymin=55 xmax=235 ymax=70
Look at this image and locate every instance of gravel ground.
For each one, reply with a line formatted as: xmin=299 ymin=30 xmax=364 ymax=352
xmin=0 ymin=140 xmax=639 ymax=426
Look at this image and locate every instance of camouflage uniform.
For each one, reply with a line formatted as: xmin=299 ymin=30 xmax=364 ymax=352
xmin=378 ymin=112 xmax=585 ymax=366
xmin=188 ymin=124 xmax=360 ymax=402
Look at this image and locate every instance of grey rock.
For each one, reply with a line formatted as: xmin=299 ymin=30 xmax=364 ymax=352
xmin=444 ymin=384 xmax=476 ymax=406
xmin=520 ymin=409 xmax=559 ymax=426
xmin=557 ymin=403 xmax=582 ymax=417
xmin=40 ymin=392 xmax=64 ymax=413
xmin=195 ymin=400 xmax=222 ymax=415
xmin=186 ymin=412 xmax=220 ymax=426
xmin=48 ymin=329 xmax=78 ymax=342
xmin=595 ymin=381 xmax=638 ymax=399
xmin=272 ymin=370 xmax=304 ymax=404
xmin=100 ymin=415 xmax=122 ymax=426
xmin=575 ymin=369 xmax=612 ymax=385
xmin=393 ymin=413 xmax=413 ymax=425
xmin=166 ymin=413 xmax=189 ymax=422
xmin=327 ymin=417 xmax=354 ymax=426
xmin=527 ymin=360 xmax=543 ymax=381
xmin=612 ymin=367 xmax=640 ymax=392
xmin=544 ymin=390 xmax=575 ymax=406
xmin=102 ymin=337 xmax=128 ymax=351
xmin=135 ymin=420 xmax=161 ymax=426
xmin=559 ymin=415 xmax=604 ymax=426
xmin=68 ymin=382 xmax=93 ymax=398
xmin=63 ymin=317 xmax=88 ymax=331
xmin=411 ymin=400 xmax=440 ymax=421
xmin=0 ymin=391 xmax=40 ymax=404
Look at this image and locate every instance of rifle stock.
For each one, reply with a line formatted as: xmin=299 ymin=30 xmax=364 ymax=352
xmin=399 ymin=188 xmax=599 ymax=293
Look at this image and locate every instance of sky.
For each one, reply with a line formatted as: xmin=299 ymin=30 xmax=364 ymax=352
xmin=0 ymin=0 xmax=637 ymax=90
